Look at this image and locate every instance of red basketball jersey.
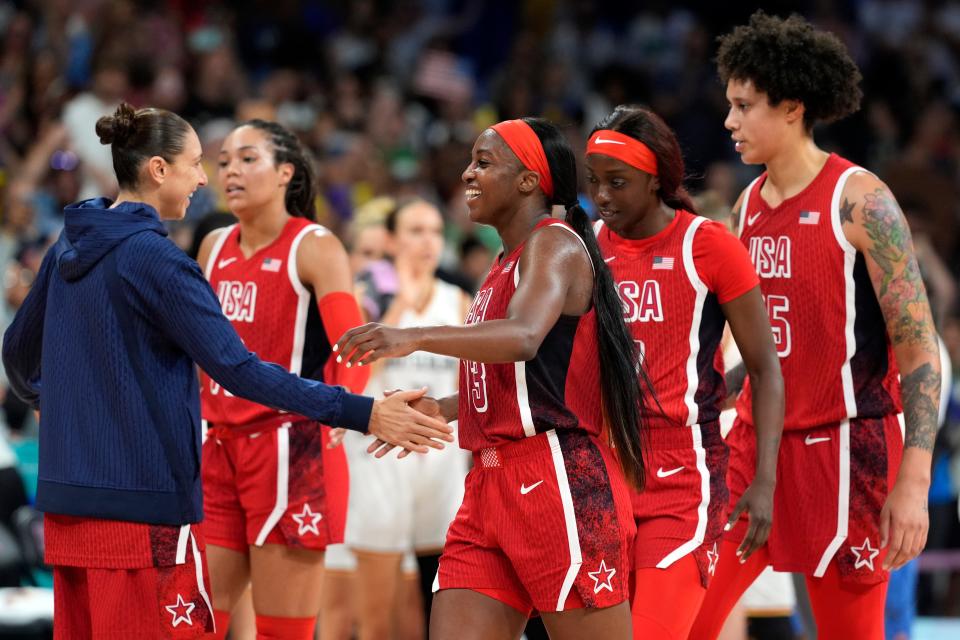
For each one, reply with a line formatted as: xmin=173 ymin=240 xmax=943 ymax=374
xmin=457 ymin=219 xmax=601 ymax=451
xmin=200 ymin=217 xmax=332 ymax=431
xmin=735 ymin=154 xmax=901 ymax=430
xmin=587 ymin=211 xmax=757 ymax=429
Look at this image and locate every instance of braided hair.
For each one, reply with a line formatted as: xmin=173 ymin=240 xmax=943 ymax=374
xmin=241 ymin=119 xmax=318 ymax=220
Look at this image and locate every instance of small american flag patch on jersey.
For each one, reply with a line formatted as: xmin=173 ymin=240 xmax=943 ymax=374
xmin=799 ymin=210 xmax=820 ymax=225
xmin=652 ymin=256 xmax=674 ymax=270
xmin=261 ymin=257 xmax=282 ymax=272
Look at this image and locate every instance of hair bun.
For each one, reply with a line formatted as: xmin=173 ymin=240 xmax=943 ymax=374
xmin=95 ymin=102 xmax=137 ymax=146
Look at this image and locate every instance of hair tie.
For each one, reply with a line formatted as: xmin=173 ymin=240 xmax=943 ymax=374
xmin=490 ymin=119 xmax=554 ymax=199
xmin=586 ymin=129 xmax=658 ymax=176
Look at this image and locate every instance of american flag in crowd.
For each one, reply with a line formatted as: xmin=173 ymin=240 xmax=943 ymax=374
xmin=799 ymin=210 xmax=821 ymax=225
xmin=652 ymin=256 xmax=674 ymax=270
xmin=261 ymin=258 xmax=282 ymax=272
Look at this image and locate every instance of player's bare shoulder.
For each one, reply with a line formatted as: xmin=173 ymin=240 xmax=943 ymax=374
xmin=836 ymin=170 xmax=905 ymax=250
xmin=296 ymin=222 xmax=352 ymax=293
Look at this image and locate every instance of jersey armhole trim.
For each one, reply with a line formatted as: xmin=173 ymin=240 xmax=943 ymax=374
xmin=829 ymin=167 xmax=872 ymax=255
xmin=737 ymin=177 xmax=762 ymax=239
xmin=204 ymin=225 xmax=237 ymax=280
xmin=288 ymin=223 xmax=327 ymax=296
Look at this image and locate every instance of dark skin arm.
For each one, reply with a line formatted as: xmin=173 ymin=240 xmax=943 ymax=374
xmin=334 ymin=223 xmax=593 ymax=366
xmin=720 ymin=286 xmax=784 ymax=561
xmin=841 ymin=173 xmax=940 ymax=570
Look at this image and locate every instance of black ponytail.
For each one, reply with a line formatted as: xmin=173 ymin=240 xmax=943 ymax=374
xmin=241 ymin=119 xmax=318 ymax=220
xmin=523 ymin=117 xmax=648 ymax=490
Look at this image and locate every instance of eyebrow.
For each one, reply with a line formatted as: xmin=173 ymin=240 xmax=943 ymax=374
xmin=218 ymin=145 xmax=260 ymax=155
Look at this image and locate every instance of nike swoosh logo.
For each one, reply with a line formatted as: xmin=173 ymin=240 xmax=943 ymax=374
xmin=656 ymin=466 xmax=684 ymax=478
xmin=804 ymin=436 xmax=831 ymax=445
xmin=218 ymin=257 xmax=238 ymax=269
xmin=593 ymin=136 xmax=626 ymax=145
xmin=604 ymin=256 xmax=616 ymax=263
xmin=746 ymin=211 xmax=762 ymax=226
xmin=520 ymin=480 xmax=543 ymax=495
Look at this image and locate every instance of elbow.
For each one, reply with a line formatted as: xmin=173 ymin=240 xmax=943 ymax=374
xmin=746 ymin=358 xmax=784 ymax=394
xmin=512 ymin=330 xmax=542 ymax=362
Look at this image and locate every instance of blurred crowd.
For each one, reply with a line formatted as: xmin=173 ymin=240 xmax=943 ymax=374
xmin=1 ymin=0 xmax=959 ymax=620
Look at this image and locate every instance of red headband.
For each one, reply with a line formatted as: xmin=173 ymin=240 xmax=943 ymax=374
xmin=490 ymin=119 xmax=554 ymax=199
xmin=586 ymin=129 xmax=658 ymax=176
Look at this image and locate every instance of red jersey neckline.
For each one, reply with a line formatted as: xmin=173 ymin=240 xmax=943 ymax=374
xmin=602 ymin=209 xmax=687 ymax=253
xmin=754 ymin=153 xmax=840 ymax=212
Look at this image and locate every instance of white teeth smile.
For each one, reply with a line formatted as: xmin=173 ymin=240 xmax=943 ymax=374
xmin=465 ymin=188 xmax=481 ymax=199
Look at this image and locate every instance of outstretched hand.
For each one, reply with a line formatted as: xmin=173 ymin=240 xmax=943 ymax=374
xmin=367 ymin=387 xmax=452 ymax=455
xmin=725 ymin=478 xmax=774 ymax=562
xmin=334 ymin=323 xmax=419 ymax=367
xmin=367 ymin=391 xmax=443 ymax=459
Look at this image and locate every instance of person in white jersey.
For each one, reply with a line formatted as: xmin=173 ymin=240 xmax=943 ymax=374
xmin=330 ymin=198 xmax=472 ymax=640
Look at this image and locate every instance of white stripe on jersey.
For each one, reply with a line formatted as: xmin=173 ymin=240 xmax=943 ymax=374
xmin=204 ymin=224 xmax=237 ymax=280
xmin=814 ymin=418 xmax=851 ymax=576
xmin=737 ymin=177 xmax=761 ymax=239
xmin=830 ymin=167 xmax=873 ymax=418
xmin=287 ymin=224 xmax=325 ymax=374
xmin=547 ymin=429 xmax=583 ymax=611
xmin=510 ymin=257 xmax=536 ymax=436
xmin=681 ymin=216 xmax=708 ymax=426
xmin=656 ymin=216 xmax=711 ymax=568
xmin=175 ymin=524 xmax=190 ymax=565
xmin=255 ymin=422 xmax=291 ymax=546
xmin=190 ymin=531 xmax=215 ymax=627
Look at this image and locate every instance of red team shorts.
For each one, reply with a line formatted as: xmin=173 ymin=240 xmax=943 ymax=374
xmin=632 ymin=421 xmax=729 ymax=587
xmin=726 ymin=413 xmax=903 ymax=584
xmin=202 ymin=420 xmax=348 ymax=552
xmin=435 ymin=429 xmax=635 ymax=615
xmin=46 ymin=517 xmax=213 ymax=639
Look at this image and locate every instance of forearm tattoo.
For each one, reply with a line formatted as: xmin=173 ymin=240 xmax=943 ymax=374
xmin=861 ymin=189 xmax=935 ymax=351
xmin=901 ymin=363 xmax=940 ymax=452
xmin=860 ymin=188 xmax=940 ymax=451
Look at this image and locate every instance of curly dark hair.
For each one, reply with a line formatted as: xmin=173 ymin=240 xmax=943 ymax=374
xmin=717 ymin=11 xmax=863 ymax=129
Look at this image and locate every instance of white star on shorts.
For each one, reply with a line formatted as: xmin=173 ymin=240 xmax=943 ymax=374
xmin=587 ymin=559 xmax=616 ymax=594
xmin=850 ymin=537 xmax=880 ymax=571
xmin=291 ymin=503 xmax=323 ymax=536
xmin=707 ymin=542 xmax=719 ymax=576
xmin=164 ymin=594 xmax=195 ymax=627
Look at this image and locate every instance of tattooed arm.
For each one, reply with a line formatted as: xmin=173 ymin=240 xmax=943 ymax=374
xmin=841 ymin=172 xmax=940 ymax=570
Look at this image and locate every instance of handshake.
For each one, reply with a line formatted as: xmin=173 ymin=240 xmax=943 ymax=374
xmin=329 ymin=388 xmax=453 ymax=459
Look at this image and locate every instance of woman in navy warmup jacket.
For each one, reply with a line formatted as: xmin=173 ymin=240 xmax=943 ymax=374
xmin=1 ymin=102 xmax=452 ymax=640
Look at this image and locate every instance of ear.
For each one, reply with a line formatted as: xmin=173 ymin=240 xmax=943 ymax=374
xmin=517 ymin=169 xmax=540 ymax=195
xmin=650 ymin=175 xmax=660 ymax=193
xmin=145 ymin=156 xmax=167 ymax=185
xmin=783 ymin=99 xmax=805 ymax=125
xmin=277 ymin=162 xmax=295 ymax=188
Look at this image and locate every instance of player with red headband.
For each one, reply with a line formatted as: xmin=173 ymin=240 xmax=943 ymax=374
xmin=336 ymin=117 xmax=647 ymax=638
xmin=581 ymin=105 xmax=784 ymax=639
xmin=196 ymin=120 xmax=372 ymax=640
xmin=689 ymin=13 xmax=940 ymax=639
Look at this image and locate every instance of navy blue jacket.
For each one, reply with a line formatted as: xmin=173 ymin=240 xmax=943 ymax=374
xmin=2 ymin=198 xmax=373 ymax=525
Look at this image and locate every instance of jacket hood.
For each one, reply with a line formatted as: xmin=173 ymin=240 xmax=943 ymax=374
xmin=56 ymin=198 xmax=168 ymax=281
